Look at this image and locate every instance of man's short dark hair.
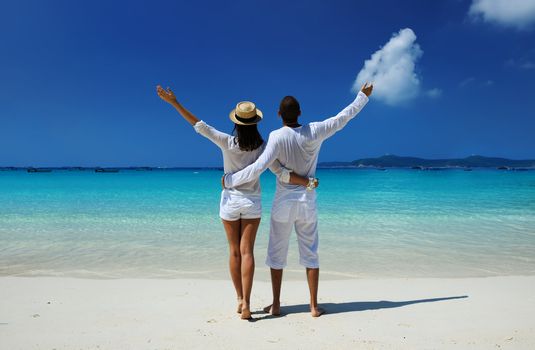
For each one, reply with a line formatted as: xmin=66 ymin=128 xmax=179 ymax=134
xmin=279 ymin=96 xmax=300 ymax=124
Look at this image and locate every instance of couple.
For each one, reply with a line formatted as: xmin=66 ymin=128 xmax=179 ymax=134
xmin=157 ymin=82 xmax=372 ymax=319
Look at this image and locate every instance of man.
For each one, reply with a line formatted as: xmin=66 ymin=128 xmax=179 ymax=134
xmin=223 ymin=83 xmax=373 ymax=317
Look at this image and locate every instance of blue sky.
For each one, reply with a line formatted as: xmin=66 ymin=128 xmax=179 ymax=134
xmin=1 ymin=0 xmax=534 ymax=167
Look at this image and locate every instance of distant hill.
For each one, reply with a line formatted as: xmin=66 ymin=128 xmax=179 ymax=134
xmin=319 ymin=155 xmax=535 ymax=168
xmin=2 ymin=155 xmax=534 ymax=171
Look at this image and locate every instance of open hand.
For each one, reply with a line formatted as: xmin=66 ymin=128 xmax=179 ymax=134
xmin=360 ymin=82 xmax=373 ymax=97
xmin=156 ymin=85 xmax=177 ymax=104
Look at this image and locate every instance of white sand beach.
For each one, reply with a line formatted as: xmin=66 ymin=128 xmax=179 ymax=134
xmin=1 ymin=276 xmax=534 ymax=349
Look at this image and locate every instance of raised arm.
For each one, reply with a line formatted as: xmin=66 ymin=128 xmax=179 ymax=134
xmin=156 ymin=85 xmax=199 ymax=125
xmin=311 ymin=82 xmax=373 ymax=141
xmin=157 ymin=85 xmax=230 ymax=149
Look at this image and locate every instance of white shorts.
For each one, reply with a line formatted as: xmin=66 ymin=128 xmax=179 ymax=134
xmin=219 ymin=191 xmax=262 ymax=221
xmin=266 ymin=199 xmax=319 ymax=269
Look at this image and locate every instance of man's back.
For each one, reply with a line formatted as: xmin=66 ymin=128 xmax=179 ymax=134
xmin=269 ymin=124 xmax=323 ymax=192
xmin=223 ymin=91 xmax=369 ymax=191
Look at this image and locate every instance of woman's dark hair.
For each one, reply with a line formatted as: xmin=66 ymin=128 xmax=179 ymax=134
xmin=233 ymin=123 xmax=264 ymax=151
xmin=279 ymin=96 xmax=301 ymax=124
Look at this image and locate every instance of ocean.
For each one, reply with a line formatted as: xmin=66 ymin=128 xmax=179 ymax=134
xmin=1 ymin=168 xmax=534 ymax=280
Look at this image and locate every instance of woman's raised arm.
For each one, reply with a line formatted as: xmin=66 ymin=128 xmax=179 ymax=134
xmin=156 ymin=85 xmax=199 ymax=126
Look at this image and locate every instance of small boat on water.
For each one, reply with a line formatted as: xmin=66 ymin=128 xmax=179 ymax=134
xmin=95 ymin=168 xmax=119 ymax=173
xmin=27 ymin=167 xmax=52 ymax=173
xmin=0 ymin=167 xmax=19 ymax=171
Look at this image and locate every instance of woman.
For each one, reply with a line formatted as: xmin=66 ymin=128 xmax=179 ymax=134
xmin=156 ymin=85 xmax=314 ymax=319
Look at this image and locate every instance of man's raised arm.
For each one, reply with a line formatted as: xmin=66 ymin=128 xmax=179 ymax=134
xmin=223 ymin=134 xmax=280 ymax=189
xmin=311 ymin=82 xmax=373 ymax=141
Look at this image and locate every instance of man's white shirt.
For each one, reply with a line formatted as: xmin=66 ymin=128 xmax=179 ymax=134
xmin=224 ymin=91 xmax=369 ymax=201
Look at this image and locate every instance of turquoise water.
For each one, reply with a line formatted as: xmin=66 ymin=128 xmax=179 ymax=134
xmin=1 ymin=169 xmax=535 ymax=280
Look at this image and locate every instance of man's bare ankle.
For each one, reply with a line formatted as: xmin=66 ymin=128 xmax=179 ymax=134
xmin=310 ymin=305 xmax=325 ymax=317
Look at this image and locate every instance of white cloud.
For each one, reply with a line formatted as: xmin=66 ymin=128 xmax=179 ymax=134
xmin=506 ymin=58 xmax=535 ymax=69
xmin=458 ymin=77 xmax=495 ymax=88
xmin=459 ymin=77 xmax=475 ymax=87
xmin=353 ymin=28 xmax=423 ymax=106
xmin=469 ymin=0 xmax=535 ymax=29
xmin=426 ymin=88 xmax=442 ymax=98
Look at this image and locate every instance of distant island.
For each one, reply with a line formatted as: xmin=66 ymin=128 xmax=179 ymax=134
xmin=318 ymin=155 xmax=535 ymax=169
xmin=1 ymin=155 xmax=535 ymax=172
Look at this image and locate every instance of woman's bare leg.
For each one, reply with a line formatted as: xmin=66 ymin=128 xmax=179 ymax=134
xmin=222 ymin=219 xmax=243 ymax=313
xmin=239 ymin=218 xmax=260 ymax=319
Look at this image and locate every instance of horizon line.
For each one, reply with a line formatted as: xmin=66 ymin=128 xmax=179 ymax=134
xmin=2 ymin=154 xmax=535 ymax=169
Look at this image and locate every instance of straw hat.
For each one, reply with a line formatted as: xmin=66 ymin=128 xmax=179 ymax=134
xmin=229 ymin=101 xmax=263 ymax=125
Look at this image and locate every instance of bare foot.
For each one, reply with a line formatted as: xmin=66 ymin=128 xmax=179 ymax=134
xmin=311 ymin=306 xmax=325 ymax=317
xmin=263 ymin=303 xmax=281 ymax=316
xmin=241 ymin=303 xmax=252 ymax=320
xmin=237 ymin=298 xmax=243 ymax=314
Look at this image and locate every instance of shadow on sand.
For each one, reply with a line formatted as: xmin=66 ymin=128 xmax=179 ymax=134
xmin=251 ymin=295 xmax=468 ymax=321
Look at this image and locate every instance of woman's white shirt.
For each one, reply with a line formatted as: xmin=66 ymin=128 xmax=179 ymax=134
xmin=193 ymin=121 xmax=290 ymax=197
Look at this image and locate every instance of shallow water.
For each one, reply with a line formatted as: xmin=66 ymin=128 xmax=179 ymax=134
xmin=1 ymin=168 xmax=534 ymax=279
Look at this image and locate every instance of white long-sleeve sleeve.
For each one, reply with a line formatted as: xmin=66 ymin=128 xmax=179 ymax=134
xmin=224 ymin=135 xmax=280 ymax=188
xmin=193 ymin=120 xmax=231 ymax=150
xmin=310 ymin=91 xmax=369 ymax=141
xmin=269 ymin=160 xmax=291 ymax=183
